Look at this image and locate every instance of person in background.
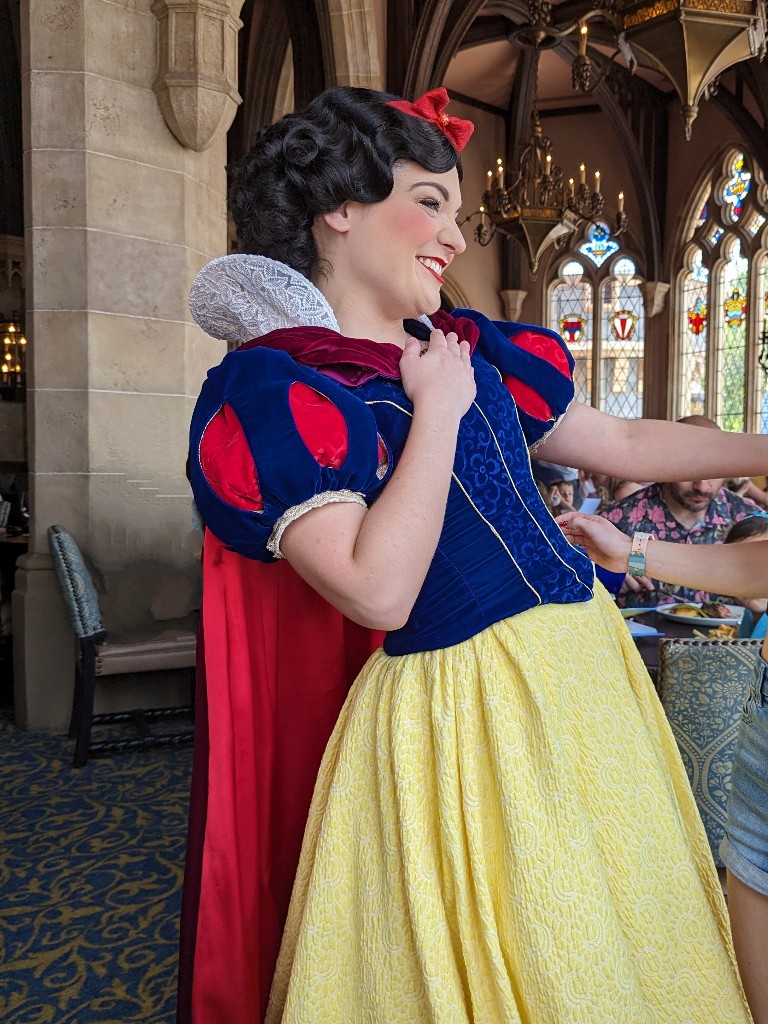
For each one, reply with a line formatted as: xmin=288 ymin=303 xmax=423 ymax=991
xmin=725 ymin=514 xmax=768 ymax=638
xmin=728 ymin=476 xmax=768 ymax=510
xmin=531 ymin=461 xmax=577 ymax=513
xmin=599 ymin=416 xmax=755 ymax=607
xmin=557 ymin=509 xmax=768 ymax=1024
xmin=578 ymin=469 xmax=643 ymax=509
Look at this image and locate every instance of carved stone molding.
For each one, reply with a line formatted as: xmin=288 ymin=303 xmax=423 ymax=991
xmin=500 ymin=288 xmax=528 ymax=321
xmin=641 ymin=280 xmax=670 ymax=317
xmin=151 ymin=0 xmax=242 ymax=152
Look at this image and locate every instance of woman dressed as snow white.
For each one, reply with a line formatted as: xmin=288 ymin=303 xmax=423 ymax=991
xmin=183 ymin=86 xmax=766 ymax=1023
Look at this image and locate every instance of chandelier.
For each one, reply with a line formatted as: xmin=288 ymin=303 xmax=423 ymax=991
xmin=461 ymin=0 xmax=766 ymax=273
xmin=463 ymin=48 xmax=627 ymax=277
xmin=1 ymin=321 xmax=27 ymax=401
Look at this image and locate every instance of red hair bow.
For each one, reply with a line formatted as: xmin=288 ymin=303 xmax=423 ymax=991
xmin=387 ymin=87 xmax=474 ymax=153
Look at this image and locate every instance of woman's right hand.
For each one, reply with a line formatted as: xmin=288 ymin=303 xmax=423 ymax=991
xmin=400 ymin=330 xmax=476 ymax=420
xmin=556 ymin=511 xmax=632 ymax=573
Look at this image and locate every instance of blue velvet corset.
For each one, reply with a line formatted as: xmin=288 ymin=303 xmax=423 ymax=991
xmin=190 ymin=315 xmax=594 ymax=657
xmin=357 ymin=356 xmax=594 ymax=654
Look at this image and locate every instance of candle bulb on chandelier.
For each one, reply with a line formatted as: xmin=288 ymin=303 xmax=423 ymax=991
xmin=480 ymin=205 xmax=486 ymax=227
xmin=545 ymin=153 xmax=552 ymax=177
xmin=579 ymin=163 xmax=586 ymax=186
xmin=497 ymin=161 xmax=505 ymax=188
xmin=568 ymin=177 xmax=574 ymax=200
xmin=618 ymin=191 xmax=625 ymax=213
xmin=486 ymin=169 xmax=492 ymax=192
xmin=594 ymin=170 xmax=601 ymax=194
xmin=579 ymin=23 xmax=588 ymax=57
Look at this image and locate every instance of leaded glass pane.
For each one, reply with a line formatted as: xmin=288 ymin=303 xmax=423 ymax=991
xmin=551 ymin=275 xmax=593 ymax=405
xmin=678 ymin=249 xmax=708 ymax=418
xmin=579 ymin=223 xmax=619 ymax=267
xmin=758 ymin=260 xmax=768 ymax=433
xmin=717 ymin=240 xmax=749 ymax=431
xmin=747 ymin=212 xmax=766 ymax=237
xmin=722 ymin=152 xmax=751 ymax=222
xmin=600 ymin=270 xmax=644 ymax=418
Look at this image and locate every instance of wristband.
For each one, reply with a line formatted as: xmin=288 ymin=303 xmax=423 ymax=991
xmin=627 ymin=531 xmax=653 ymax=578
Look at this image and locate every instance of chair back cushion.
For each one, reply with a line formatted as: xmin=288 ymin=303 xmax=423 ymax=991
xmin=48 ymin=525 xmax=106 ymax=640
xmin=658 ymin=637 xmax=762 ymax=866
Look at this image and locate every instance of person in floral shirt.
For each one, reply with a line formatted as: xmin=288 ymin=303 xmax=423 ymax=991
xmin=600 ymin=476 xmax=756 ymax=606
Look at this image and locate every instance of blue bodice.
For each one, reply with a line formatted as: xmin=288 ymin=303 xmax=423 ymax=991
xmin=189 ymin=314 xmax=594 ymax=656
xmin=354 ymin=355 xmax=594 ymax=654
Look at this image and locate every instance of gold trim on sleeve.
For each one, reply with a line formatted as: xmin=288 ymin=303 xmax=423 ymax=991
xmin=267 ymin=490 xmax=368 ymax=559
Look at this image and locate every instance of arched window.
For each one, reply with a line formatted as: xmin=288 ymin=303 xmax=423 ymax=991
xmin=548 ymin=225 xmax=645 ymax=417
xmin=673 ymin=149 xmax=768 ymax=431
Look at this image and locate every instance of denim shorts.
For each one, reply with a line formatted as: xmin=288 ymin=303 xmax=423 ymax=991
xmin=720 ymin=653 xmax=768 ymax=896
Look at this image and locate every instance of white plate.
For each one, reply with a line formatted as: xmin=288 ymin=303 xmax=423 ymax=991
xmin=656 ymin=602 xmax=744 ymax=627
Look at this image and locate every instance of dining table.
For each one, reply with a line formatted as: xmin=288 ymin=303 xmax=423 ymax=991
xmin=624 ymin=606 xmax=738 ymax=686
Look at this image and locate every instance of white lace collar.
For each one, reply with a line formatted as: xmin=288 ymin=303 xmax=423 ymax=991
xmin=189 ymin=253 xmax=437 ymax=344
xmin=189 ymin=254 xmax=341 ymax=343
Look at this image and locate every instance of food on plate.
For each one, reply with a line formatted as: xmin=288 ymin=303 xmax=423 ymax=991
xmin=699 ymin=601 xmax=733 ymax=619
xmin=667 ymin=602 xmax=735 ymax=619
xmin=670 ymin=604 xmax=706 ymax=618
xmin=694 ymin=624 xmax=739 ymax=640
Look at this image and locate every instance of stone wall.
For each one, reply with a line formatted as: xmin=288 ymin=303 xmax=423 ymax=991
xmin=15 ymin=0 xmax=228 ymax=730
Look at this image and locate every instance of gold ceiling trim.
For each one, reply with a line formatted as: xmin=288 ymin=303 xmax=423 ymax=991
xmin=623 ymin=0 xmax=755 ymax=28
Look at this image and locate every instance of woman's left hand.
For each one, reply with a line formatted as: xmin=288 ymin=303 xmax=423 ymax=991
xmin=556 ymin=511 xmax=632 ymax=573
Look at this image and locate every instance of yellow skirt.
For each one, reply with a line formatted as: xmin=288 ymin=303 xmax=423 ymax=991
xmin=267 ymin=586 xmax=751 ymax=1023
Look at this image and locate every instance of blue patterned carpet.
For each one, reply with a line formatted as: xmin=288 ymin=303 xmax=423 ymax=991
xmin=0 ymin=714 xmax=192 ymax=1023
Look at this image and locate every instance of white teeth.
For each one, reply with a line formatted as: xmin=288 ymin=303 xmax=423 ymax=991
xmin=417 ymin=257 xmax=443 ymax=275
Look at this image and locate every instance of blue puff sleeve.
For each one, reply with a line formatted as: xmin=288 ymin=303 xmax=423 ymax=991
xmin=454 ymin=308 xmax=575 ymax=449
xmin=189 ymin=347 xmax=387 ymax=561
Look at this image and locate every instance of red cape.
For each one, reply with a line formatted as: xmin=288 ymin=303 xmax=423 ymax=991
xmin=178 ymin=535 xmax=382 ymax=1023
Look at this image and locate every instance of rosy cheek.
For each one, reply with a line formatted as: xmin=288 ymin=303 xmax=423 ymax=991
xmin=391 ymin=206 xmax=434 ymax=243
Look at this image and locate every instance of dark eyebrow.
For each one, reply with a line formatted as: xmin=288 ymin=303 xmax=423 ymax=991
xmin=407 ymin=180 xmax=462 ymax=216
xmin=408 ymin=181 xmax=451 ymax=201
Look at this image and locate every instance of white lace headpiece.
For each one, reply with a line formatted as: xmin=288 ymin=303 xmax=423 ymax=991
xmin=189 ymin=254 xmax=341 ymax=343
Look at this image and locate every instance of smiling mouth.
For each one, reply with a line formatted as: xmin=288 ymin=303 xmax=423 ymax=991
xmin=417 ymin=256 xmax=446 ymax=284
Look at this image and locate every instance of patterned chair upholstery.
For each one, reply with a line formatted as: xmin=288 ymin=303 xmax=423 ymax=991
xmin=48 ymin=524 xmax=196 ymax=768
xmin=658 ymin=636 xmax=762 ymax=866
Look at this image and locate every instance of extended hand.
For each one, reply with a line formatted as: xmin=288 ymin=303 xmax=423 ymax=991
xmin=556 ymin=511 xmax=633 ymax=573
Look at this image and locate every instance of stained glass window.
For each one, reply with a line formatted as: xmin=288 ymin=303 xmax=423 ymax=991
xmin=551 ymin=261 xmax=593 ymax=405
xmin=717 ymin=240 xmax=749 ymax=431
xmin=674 ymin=148 xmax=768 ymax=432
xmin=722 ymin=152 xmax=751 ymax=222
xmin=550 ymin=252 xmax=645 ymax=415
xmin=678 ymin=248 xmax=709 ymax=419
xmin=758 ymin=259 xmax=768 ymax=433
xmin=578 ymin=222 xmax=619 ymax=268
xmin=599 ymin=259 xmax=645 ymax=418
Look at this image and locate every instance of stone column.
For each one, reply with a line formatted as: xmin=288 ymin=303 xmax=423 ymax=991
xmin=15 ymin=0 xmax=228 ymax=730
xmin=640 ymin=281 xmax=671 ymax=421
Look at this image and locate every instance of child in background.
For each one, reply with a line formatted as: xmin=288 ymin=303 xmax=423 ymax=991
xmin=726 ymin=514 xmax=768 ymax=638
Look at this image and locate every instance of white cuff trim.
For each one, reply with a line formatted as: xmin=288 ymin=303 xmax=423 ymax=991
xmin=267 ymin=490 xmax=368 ymax=559
xmin=528 ymin=400 xmax=572 ymax=456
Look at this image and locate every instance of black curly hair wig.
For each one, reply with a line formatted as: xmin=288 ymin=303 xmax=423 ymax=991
xmin=228 ymin=87 xmax=463 ymax=279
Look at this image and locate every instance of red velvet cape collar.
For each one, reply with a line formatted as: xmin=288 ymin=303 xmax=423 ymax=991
xmin=238 ymin=310 xmax=480 ymax=387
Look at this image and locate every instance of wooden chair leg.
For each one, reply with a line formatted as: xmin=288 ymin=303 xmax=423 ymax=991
xmin=69 ymin=661 xmax=83 ymax=739
xmin=73 ymin=642 xmax=97 ymax=769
